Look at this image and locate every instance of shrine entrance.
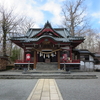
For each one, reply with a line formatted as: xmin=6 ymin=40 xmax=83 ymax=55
xmin=37 ymin=50 xmax=57 ymax=63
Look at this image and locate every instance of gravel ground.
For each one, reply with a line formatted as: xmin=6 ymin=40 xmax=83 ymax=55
xmin=56 ymin=72 xmax=100 ymax=100
xmin=0 ymin=79 xmax=37 ymax=100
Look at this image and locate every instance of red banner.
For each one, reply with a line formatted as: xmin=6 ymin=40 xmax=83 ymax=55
xmin=62 ymin=54 xmax=67 ymax=61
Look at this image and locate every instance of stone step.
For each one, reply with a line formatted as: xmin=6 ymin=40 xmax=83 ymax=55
xmin=36 ymin=62 xmax=58 ymax=70
xmin=27 ymin=70 xmax=67 ymax=74
xmin=0 ymin=74 xmax=97 ymax=79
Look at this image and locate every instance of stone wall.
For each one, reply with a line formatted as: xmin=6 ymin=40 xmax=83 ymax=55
xmin=0 ymin=57 xmax=8 ymax=70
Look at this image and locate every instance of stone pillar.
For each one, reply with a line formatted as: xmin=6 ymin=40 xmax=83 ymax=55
xmin=58 ymin=51 xmax=60 ymax=70
xmin=34 ymin=51 xmax=36 ymax=69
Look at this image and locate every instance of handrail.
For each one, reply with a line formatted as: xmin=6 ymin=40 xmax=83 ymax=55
xmin=60 ymin=59 xmax=80 ymax=63
xmin=15 ymin=60 xmax=34 ymax=63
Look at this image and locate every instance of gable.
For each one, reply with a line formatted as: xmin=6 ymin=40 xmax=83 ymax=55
xmin=33 ymin=21 xmax=63 ymax=38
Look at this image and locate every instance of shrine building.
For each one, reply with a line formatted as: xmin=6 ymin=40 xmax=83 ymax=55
xmin=10 ymin=21 xmax=85 ymax=70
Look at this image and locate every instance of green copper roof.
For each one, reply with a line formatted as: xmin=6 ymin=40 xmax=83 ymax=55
xmin=10 ymin=22 xmax=85 ymax=43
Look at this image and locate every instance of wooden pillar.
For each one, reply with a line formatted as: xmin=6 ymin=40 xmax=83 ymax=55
xmin=58 ymin=51 xmax=60 ymax=69
xmin=70 ymin=47 xmax=72 ymax=60
xmin=24 ymin=49 xmax=26 ymax=61
xmin=34 ymin=51 xmax=36 ymax=69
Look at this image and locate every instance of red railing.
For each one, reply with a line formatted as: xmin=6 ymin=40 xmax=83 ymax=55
xmin=72 ymin=59 xmax=80 ymax=63
xmin=15 ymin=59 xmax=80 ymax=63
xmin=15 ymin=60 xmax=34 ymax=63
xmin=60 ymin=59 xmax=80 ymax=63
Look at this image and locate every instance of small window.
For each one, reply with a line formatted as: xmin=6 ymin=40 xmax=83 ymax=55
xmin=80 ymin=55 xmax=89 ymax=60
xmin=84 ymin=55 xmax=89 ymax=60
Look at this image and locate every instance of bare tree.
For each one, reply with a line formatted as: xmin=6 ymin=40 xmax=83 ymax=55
xmin=18 ymin=18 xmax=34 ymax=34
xmin=78 ymin=28 xmax=99 ymax=52
xmin=0 ymin=4 xmax=35 ymax=57
xmin=62 ymin=0 xmax=89 ymax=36
xmin=0 ymin=5 xmax=24 ymax=56
xmin=96 ymin=32 xmax=100 ymax=52
xmin=8 ymin=18 xmax=34 ymax=57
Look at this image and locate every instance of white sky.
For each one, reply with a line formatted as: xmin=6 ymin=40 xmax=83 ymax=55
xmin=0 ymin=0 xmax=100 ymax=29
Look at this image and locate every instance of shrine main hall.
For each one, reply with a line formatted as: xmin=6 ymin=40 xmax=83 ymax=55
xmin=10 ymin=21 xmax=85 ymax=70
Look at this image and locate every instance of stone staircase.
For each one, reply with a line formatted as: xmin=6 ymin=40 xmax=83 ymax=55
xmin=36 ymin=62 xmax=58 ymax=70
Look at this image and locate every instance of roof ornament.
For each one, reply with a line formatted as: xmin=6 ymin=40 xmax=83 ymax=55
xmin=44 ymin=21 xmax=52 ymax=28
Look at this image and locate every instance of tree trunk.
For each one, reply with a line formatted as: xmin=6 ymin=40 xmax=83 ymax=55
xmin=3 ymin=33 xmax=7 ymax=56
xmin=70 ymin=9 xmax=74 ymax=36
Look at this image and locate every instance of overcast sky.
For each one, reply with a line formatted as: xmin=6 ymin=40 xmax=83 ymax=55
xmin=0 ymin=0 xmax=100 ymax=29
